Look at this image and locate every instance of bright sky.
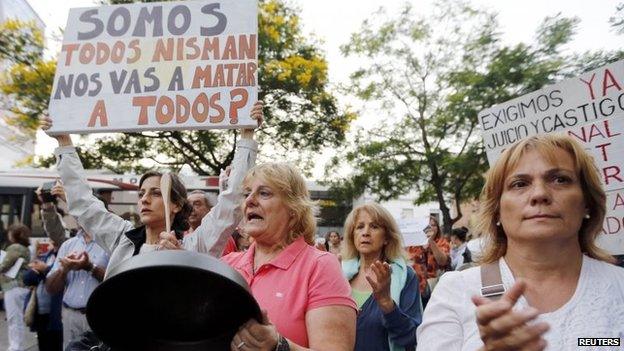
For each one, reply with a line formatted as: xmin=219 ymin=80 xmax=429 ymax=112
xmin=27 ymin=0 xmax=622 ymax=176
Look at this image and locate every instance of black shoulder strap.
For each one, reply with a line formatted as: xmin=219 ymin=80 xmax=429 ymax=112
xmin=124 ymin=226 xmax=146 ymax=256
xmin=480 ymin=262 xmax=505 ymax=300
xmin=462 ymin=247 xmax=472 ymax=263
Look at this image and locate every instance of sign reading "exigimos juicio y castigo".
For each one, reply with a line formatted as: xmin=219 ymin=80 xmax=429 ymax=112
xmin=479 ymin=59 xmax=624 ymax=254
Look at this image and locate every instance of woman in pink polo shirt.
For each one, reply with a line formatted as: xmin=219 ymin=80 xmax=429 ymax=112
xmin=224 ymin=163 xmax=357 ymax=351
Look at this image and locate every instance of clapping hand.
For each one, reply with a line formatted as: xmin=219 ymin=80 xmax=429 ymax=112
xmin=60 ymin=251 xmax=91 ymax=271
xmin=29 ymin=260 xmax=48 ymax=273
xmin=366 ymin=260 xmax=395 ymax=313
xmin=471 ymin=280 xmax=550 ymax=351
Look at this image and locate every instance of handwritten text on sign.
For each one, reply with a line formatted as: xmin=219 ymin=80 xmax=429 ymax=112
xmin=479 ymin=59 xmax=624 ymax=254
xmin=48 ymin=0 xmax=258 ymax=134
xmin=398 ymin=218 xmax=429 ymax=247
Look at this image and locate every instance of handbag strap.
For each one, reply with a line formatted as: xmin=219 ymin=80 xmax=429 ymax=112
xmin=480 ymin=262 xmax=505 ymax=300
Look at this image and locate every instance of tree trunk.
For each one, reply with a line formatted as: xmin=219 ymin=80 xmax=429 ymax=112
xmin=439 ymin=204 xmax=453 ymax=236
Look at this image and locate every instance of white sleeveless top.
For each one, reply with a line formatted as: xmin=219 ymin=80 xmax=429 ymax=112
xmin=416 ymin=255 xmax=624 ymax=351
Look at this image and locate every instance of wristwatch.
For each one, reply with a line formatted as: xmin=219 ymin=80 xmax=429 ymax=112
xmin=89 ymin=263 xmax=98 ymax=275
xmin=275 ymin=335 xmax=290 ymax=351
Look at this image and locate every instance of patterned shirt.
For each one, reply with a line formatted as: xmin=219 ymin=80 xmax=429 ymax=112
xmin=407 ymin=237 xmax=451 ymax=293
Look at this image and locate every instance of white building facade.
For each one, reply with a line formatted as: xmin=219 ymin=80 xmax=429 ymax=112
xmin=313 ymin=181 xmax=441 ymax=238
xmin=353 ymin=191 xmax=440 ymax=226
xmin=0 ymin=0 xmax=45 ymax=170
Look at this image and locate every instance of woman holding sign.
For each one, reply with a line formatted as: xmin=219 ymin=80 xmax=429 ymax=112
xmin=416 ymin=134 xmax=624 ymax=350
xmin=40 ymin=101 xmax=262 ymax=276
xmin=407 ymin=216 xmax=450 ymax=306
xmin=340 ymin=203 xmax=421 ymax=351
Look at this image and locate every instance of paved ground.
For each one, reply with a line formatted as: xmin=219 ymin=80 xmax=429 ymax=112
xmin=0 ymin=310 xmax=39 ymax=351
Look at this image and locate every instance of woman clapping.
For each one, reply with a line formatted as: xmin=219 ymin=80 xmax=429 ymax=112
xmin=417 ymin=134 xmax=624 ymax=350
xmin=342 ymin=203 xmax=422 ymax=351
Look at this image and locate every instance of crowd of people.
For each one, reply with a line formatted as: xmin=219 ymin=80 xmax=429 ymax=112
xmin=0 ymin=107 xmax=623 ymax=351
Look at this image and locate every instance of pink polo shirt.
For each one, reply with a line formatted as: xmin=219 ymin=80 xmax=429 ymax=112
xmin=222 ymin=236 xmax=356 ymax=347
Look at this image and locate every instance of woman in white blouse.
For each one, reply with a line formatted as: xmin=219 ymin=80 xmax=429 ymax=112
xmin=417 ymin=134 xmax=624 ymax=351
xmin=39 ymin=103 xmax=262 ymax=277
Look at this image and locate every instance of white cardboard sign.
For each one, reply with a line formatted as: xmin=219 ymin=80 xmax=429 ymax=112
xmin=398 ymin=218 xmax=429 ymax=247
xmin=479 ymin=59 xmax=624 ymax=255
xmin=48 ymin=0 xmax=258 ymax=134
xmin=0 ymin=251 xmax=25 ymax=279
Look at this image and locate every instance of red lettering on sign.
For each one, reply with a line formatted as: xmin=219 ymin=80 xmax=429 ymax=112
xmin=580 ymin=73 xmax=596 ymax=100
xmin=87 ymin=100 xmax=108 ymax=127
xmin=133 ymin=96 xmax=157 ymax=125
xmin=595 ymin=143 xmax=611 ymax=162
xmin=228 ymin=88 xmax=248 ymax=124
xmin=568 ymin=120 xmax=621 ymax=143
xmin=613 ymin=192 xmax=624 ymax=211
xmin=62 ymin=44 xmax=80 ymax=66
xmin=603 ymin=166 xmax=623 ymax=186
xmin=602 ymin=69 xmax=623 ymax=97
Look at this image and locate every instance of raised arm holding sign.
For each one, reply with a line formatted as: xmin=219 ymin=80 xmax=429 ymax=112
xmin=398 ymin=218 xmax=429 ymax=246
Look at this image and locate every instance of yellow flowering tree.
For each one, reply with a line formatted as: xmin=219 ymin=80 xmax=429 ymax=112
xmin=0 ymin=20 xmax=55 ymax=136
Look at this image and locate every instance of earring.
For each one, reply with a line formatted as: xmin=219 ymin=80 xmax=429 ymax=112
xmin=496 ymin=221 xmax=501 ymax=227
xmin=584 ymin=214 xmax=590 ymax=219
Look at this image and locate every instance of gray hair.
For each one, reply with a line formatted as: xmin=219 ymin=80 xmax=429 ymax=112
xmin=189 ymin=190 xmax=217 ymax=207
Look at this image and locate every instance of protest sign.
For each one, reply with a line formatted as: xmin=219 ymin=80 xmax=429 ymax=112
xmin=479 ymin=59 xmax=624 ymax=254
xmin=398 ymin=217 xmax=429 ymax=247
xmin=48 ymin=0 xmax=258 ymax=134
xmin=0 ymin=251 xmax=24 ymax=279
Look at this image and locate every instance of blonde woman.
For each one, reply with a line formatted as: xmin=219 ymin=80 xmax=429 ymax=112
xmin=417 ymin=134 xmax=624 ymax=350
xmin=342 ymin=203 xmax=422 ymax=351
xmin=226 ymin=163 xmax=357 ymax=351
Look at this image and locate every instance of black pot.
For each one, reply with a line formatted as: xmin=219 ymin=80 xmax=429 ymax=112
xmin=86 ymin=250 xmax=261 ymax=351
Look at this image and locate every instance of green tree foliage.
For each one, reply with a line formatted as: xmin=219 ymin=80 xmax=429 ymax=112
xmin=11 ymin=0 xmax=354 ymax=173
xmin=327 ymin=1 xmax=599 ymax=232
xmin=568 ymin=3 xmax=624 ymax=75
xmin=0 ymin=20 xmax=55 ymax=135
xmin=611 ymin=2 xmax=624 ymax=34
xmin=0 ymin=20 xmax=44 ymax=65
